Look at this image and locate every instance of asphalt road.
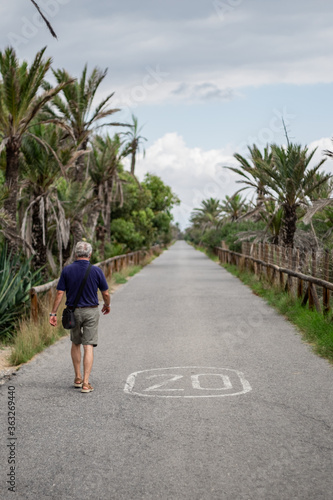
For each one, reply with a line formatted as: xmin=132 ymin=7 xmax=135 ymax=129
xmin=1 ymin=241 xmax=333 ymax=500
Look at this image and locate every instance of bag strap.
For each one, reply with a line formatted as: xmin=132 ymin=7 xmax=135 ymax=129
xmin=72 ymin=263 xmax=93 ymax=311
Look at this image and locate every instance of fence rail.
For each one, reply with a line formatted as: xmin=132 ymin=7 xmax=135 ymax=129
xmin=30 ymin=245 xmax=162 ymax=322
xmin=215 ymin=241 xmax=333 ymax=314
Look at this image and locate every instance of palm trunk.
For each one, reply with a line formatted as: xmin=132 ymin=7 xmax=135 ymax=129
xmin=74 ymin=139 xmax=88 ymax=183
xmin=130 ymin=149 xmax=136 ymax=175
xmin=87 ymin=206 xmax=100 ymax=240
xmin=87 ymin=188 xmax=102 ymax=240
xmin=62 ymin=241 xmax=71 ymax=264
xmin=96 ymin=225 xmax=107 ymax=260
xmin=72 ymin=219 xmax=83 ymax=247
xmin=105 ymin=181 xmax=112 ymax=243
xmin=4 ymin=138 xmax=21 ymax=252
xmin=31 ymin=195 xmax=48 ymax=278
xmin=281 ymin=204 xmax=297 ymax=248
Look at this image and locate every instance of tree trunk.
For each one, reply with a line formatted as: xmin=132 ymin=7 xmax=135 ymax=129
xmin=72 ymin=219 xmax=83 ymax=248
xmin=130 ymin=149 xmax=136 ymax=175
xmin=281 ymin=204 xmax=297 ymax=248
xmin=31 ymin=195 xmax=48 ymax=279
xmin=4 ymin=138 xmax=21 ymax=253
xmin=96 ymin=225 xmax=107 ymax=260
xmin=74 ymin=138 xmax=88 ymax=183
xmin=87 ymin=204 xmax=100 ymax=240
xmin=105 ymin=180 xmax=112 ymax=243
xmin=62 ymin=241 xmax=72 ymax=264
xmin=86 ymin=188 xmax=102 ymax=240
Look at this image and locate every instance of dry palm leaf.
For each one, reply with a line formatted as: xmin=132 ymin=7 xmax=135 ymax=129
xmin=30 ymin=0 xmax=57 ymax=39
xmin=302 ymin=198 xmax=333 ymax=225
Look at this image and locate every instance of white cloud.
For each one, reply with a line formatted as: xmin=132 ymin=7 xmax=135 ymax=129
xmin=3 ymin=0 xmax=333 ymax=107
xmin=171 ymin=83 xmax=237 ymax=102
xmin=135 ymin=133 xmax=241 ymax=228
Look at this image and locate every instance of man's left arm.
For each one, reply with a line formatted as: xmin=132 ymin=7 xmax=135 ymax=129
xmin=101 ymin=290 xmax=111 ymax=315
xmin=49 ymin=290 xmax=65 ymax=326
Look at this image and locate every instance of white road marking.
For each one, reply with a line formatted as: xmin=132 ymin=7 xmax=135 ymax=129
xmin=124 ymin=366 xmax=252 ymax=398
xmin=144 ymin=374 xmax=184 ymax=392
xmin=191 ymin=374 xmax=232 ymax=390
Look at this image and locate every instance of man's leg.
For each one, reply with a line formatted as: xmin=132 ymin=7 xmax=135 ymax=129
xmin=83 ymin=345 xmax=94 ymax=385
xmin=71 ymin=343 xmax=82 ymax=380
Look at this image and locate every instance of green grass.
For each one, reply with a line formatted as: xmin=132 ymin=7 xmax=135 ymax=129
xmin=113 ymin=273 xmax=128 ymax=284
xmin=112 ymin=264 xmax=143 ymax=283
xmin=9 ymin=304 xmax=68 ymax=366
xmin=222 ymin=262 xmax=333 ymax=363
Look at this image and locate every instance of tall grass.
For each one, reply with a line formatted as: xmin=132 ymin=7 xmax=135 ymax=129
xmin=10 ymin=309 xmax=67 ymax=366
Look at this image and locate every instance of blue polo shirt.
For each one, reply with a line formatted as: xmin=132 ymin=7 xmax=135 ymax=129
xmin=57 ymin=260 xmax=109 ymax=307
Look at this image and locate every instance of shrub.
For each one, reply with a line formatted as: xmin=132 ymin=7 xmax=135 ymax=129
xmin=0 ymin=247 xmax=41 ymax=338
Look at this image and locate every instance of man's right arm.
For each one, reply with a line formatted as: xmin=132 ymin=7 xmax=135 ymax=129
xmin=49 ymin=290 xmax=65 ymax=326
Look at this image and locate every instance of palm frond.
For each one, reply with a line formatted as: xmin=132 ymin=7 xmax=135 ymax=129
xmin=30 ymin=0 xmax=57 ymax=38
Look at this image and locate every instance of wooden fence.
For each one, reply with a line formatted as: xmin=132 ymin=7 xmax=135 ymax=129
xmin=30 ymin=245 xmax=162 ymax=322
xmin=215 ymin=241 xmax=333 ymax=315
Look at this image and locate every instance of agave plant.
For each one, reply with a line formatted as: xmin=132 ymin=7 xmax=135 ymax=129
xmin=0 ymin=246 xmax=41 ymax=338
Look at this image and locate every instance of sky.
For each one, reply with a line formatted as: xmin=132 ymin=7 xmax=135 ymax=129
xmin=2 ymin=0 xmax=333 ymax=228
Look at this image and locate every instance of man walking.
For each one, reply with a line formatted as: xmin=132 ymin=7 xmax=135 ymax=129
xmin=49 ymin=241 xmax=110 ymax=393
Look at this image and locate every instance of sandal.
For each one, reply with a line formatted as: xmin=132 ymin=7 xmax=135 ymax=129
xmin=81 ymin=382 xmax=94 ymax=393
xmin=74 ymin=377 xmax=83 ymax=388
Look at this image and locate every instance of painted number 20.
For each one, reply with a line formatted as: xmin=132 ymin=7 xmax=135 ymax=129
xmin=124 ymin=367 xmax=252 ymax=398
xmin=144 ymin=373 xmax=232 ymax=392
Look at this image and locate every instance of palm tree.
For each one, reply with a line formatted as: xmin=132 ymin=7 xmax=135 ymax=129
xmin=45 ymin=65 xmax=122 ymax=183
xmin=258 ymin=143 xmax=331 ymax=247
xmin=20 ymin=123 xmax=84 ymax=274
xmin=190 ymin=198 xmax=223 ymax=230
xmin=259 ymin=200 xmax=284 ymax=245
xmin=88 ymin=134 xmax=125 ymax=246
xmin=0 ymin=46 xmax=73 ymax=248
xmin=308 ymin=172 xmax=333 ymax=201
xmin=121 ymin=114 xmax=147 ymax=176
xmin=56 ymin=178 xmax=93 ymax=263
xmin=224 ymin=145 xmax=272 ymax=207
xmin=220 ymin=193 xmax=248 ymax=221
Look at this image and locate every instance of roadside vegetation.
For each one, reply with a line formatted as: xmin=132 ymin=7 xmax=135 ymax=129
xmin=0 ymin=47 xmax=180 ymax=345
xmin=221 ymin=262 xmax=333 ymax=363
xmin=186 ymin=138 xmax=333 ymax=364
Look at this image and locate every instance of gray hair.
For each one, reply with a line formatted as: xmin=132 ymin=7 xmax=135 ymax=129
xmin=75 ymin=241 xmax=92 ymax=258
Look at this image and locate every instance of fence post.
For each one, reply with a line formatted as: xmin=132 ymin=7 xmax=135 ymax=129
xmin=286 ymin=247 xmax=293 ymax=294
xmin=269 ymin=244 xmax=275 ymax=285
xmin=257 ymin=242 xmax=262 ymax=279
xmin=278 ymin=246 xmax=284 ymax=289
xmin=296 ymin=248 xmax=303 ymax=299
xmin=310 ymin=251 xmax=321 ymax=313
xmin=30 ymin=288 xmax=38 ymax=323
xmin=264 ymin=243 xmax=269 ymax=280
xmin=323 ymin=250 xmax=330 ymax=314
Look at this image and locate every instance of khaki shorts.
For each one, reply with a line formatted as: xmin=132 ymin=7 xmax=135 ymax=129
xmin=70 ymin=307 xmax=100 ymax=347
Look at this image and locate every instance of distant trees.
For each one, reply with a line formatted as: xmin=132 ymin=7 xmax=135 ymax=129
xmin=187 ymin=141 xmax=333 ymax=251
